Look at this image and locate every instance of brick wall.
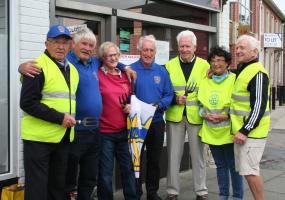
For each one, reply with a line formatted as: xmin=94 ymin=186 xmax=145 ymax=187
xmin=229 ymin=2 xmax=240 ymax=69
xmin=251 ymin=0 xmax=260 ymax=37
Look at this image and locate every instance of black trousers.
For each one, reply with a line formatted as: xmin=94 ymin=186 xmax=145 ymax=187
xmin=65 ymin=130 xmax=101 ymax=200
xmin=137 ymin=121 xmax=165 ymax=198
xmin=23 ymin=139 xmax=70 ymax=200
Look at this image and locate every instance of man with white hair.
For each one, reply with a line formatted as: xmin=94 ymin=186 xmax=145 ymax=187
xmin=63 ymin=28 xmax=101 ymax=200
xmin=131 ymin=35 xmax=173 ymax=200
xmin=230 ymin=34 xmax=270 ymax=200
xmin=19 ymin=27 xmax=136 ymax=200
xmin=164 ymin=30 xmax=209 ymax=200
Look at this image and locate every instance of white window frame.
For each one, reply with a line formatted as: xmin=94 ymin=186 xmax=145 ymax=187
xmin=0 ymin=0 xmax=20 ymax=181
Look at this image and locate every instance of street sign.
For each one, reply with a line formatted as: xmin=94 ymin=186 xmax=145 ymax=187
xmin=264 ymin=33 xmax=282 ymax=48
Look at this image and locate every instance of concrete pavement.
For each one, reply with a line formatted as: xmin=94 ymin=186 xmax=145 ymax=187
xmin=114 ymin=104 xmax=285 ymax=200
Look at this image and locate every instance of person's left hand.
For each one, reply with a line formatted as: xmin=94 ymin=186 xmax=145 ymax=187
xmin=204 ymin=113 xmax=215 ymax=122
xmin=123 ymin=104 xmax=131 ymax=114
xmin=211 ymin=114 xmax=229 ymax=123
xmin=234 ymin=132 xmax=247 ymax=145
xmin=204 ymin=113 xmax=227 ymax=123
xmin=207 ymin=69 xmax=214 ymax=78
xmin=125 ymin=67 xmax=137 ymax=81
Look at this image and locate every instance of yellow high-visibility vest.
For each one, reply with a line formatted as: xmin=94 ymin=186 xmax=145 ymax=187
xmin=21 ymin=53 xmax=79 ymax=143
xmin=230 ymin=62 xmax=270 ymax=138
xmin=165 ymin=56 xmax=209 ymax=124
xmin=198 ymin=73 xmax=235 ymax=145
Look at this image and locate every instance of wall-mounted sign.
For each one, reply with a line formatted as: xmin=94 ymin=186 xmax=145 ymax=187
xmin=155 ymin=40 xmax=169 ymax=65
xmin=120 ymin=30 xmax=130 ymax=52
xmin=67 ymin=24 xmax=87 ymax=34
xmin=264 ymin=33 xmax=282 ymax=48
xmin=119 ymin=54 xmax=140 ymax=65
xmin=120 ymin=31 xmax=130 ymax=40
xmin=119 ymin=43 xmax=130 ymax=52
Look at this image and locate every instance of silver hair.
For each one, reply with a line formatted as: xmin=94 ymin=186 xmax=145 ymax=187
xmin=98 ymin=41 xmax=121 ymax=60
xmin=73 ymin=27 xmax=97 ymax=46
xmin=137 ymin=35 xmax=157 ymax=50
xmin=237 ymin=35 xmax=260 ymax=52
xmin=176 ymin=30 xmax=197 ymax=46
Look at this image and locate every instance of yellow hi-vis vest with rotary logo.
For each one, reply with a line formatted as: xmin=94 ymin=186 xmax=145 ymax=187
xmin=198 ymin=73 xmax=235 ymax=145
xmin=165 ymin=56 xmax=210 ymax=124
xmin=21 ymin=53 xmax=79 ymax=143
xmin=230 ymin=62 xmax=270 ymax=138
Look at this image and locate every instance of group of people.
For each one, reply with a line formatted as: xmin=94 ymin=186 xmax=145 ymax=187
xmin=19 ymin=24 xmax=270 ymax=200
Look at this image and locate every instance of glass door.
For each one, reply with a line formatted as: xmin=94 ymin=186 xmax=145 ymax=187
xmin=55 ymin=10 xmax=105 ymax=56
xmin=0 ymin=0 xmax=9 ymax=176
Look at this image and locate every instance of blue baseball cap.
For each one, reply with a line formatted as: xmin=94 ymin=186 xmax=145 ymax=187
xmin=47 ymin=25 xmax=71 ymax=39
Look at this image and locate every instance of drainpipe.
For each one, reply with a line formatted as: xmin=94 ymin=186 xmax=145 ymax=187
xmin=280 ymin=21 xmax=285 ymax=104
xmin=259 ymin=0 xmax=262 ymax=40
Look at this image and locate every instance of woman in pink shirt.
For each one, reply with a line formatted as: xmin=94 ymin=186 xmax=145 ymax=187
xmin=97 ymin=42 xmax=136 ymax=200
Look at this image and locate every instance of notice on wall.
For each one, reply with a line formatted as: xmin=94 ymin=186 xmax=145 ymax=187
xmin=119 ymin=40 xmax=169 ymax=66
xmin=120 ymin=30 xmax=131 ymax=52
xmin=119 ymin=54 xmax=140 ymax=65
xmin=120 ymin=30 xmax=130 ymax=40
xmin=67 ymin=24 xmax=88 ymax=34
xmin=264 ymin=33 xmax=282 ymax=48
xmin=155 ymin=40 xmax=169 ymax=65
xmin=120 ymin=43 xmax=130 ymax=52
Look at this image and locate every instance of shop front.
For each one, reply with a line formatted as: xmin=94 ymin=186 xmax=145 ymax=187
xmin=0 ymin=0 xmax=223 ymax=190
xmin=52 ymin=0 xmax=222 ymax=188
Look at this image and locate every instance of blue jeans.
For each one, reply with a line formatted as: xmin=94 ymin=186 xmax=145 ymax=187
xmin=97 ymin=130 xmax=137 ymax=200
xmin=65 ymin=130 xmax=101 ymax=200
xmin=209 ymin=144 xmax=244 ymax=200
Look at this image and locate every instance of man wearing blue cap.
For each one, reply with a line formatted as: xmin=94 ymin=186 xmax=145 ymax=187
xmin=19 ymin=25 xmax=137 ymax=200
xmin=20 ymin=24 xmax=79 ymax=200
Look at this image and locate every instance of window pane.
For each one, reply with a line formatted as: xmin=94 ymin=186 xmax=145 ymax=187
xmin=55 ymin=17 xmax=101 ymax=55
xmin=117 ymin=18 xmax=209 ymax=62
xmin=0 ymin=0 xmax=9 ymax=174
xmin=239 ymin=0 xmax=251 ymax=25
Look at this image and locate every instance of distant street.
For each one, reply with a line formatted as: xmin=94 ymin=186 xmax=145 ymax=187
xmin=261 ymin=130 xmax=285 ymax=171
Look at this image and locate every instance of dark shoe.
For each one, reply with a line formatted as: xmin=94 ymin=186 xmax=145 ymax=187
xmin=196 ymin=194 xmax=208 ymax=200
xmin=165 ymin=194 xmax=178 ymax=200
xmin=147 ymin=193 xmax=162 ymax=200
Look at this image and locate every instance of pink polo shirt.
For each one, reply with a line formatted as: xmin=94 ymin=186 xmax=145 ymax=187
xmin=98 ymin=68 xmax=131 ymax=133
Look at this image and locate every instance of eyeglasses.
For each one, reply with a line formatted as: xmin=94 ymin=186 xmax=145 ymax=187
xmin=210 ymin=59 xmax=226 ymax=64
xmin=105 ymin=53 xmax=119 ymax=59
xmin=47 ymin=39 xmax=70 ymax=46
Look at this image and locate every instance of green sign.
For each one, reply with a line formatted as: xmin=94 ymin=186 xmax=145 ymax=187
xmin=120 ymin=31 xmax=130 ymax=40
xmin=120 ymin=43 xmax=130 ymax=52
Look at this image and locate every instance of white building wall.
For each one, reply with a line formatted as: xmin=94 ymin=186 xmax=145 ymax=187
xmin=17 ymin=0 xmax=50 ymax=181
xmin=218 ymin=2 xmax=230 ymax=48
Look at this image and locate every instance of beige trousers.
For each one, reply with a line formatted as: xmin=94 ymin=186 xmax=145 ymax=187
xmin=166 ymin=117 xmax=208 ymax=196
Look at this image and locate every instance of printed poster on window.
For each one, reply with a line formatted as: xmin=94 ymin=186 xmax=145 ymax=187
xmin=119 ymin=54 xmax=140 ymax=65
xmin=120 ymin=30 xmax=130 ymax=52
xmin=155 ymin=40 xmax=169 ymax=65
